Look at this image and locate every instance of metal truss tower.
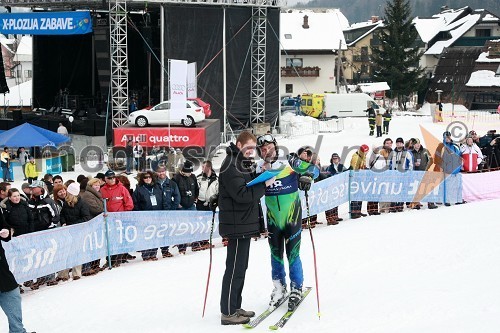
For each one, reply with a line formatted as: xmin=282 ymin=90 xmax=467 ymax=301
xmin=109 ymin=0 xmax=129 ymax=128
xmin=250 ymin=6 xmax=267 ymax=124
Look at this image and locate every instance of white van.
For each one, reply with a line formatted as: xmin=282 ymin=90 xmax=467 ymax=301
xmin=323 ymin=93 xmax=386 ymax=118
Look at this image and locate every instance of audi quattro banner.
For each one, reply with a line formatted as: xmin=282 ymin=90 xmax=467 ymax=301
xmin=113 ymin=126 xmax=206 ymax=148
xmin=0 ymin=11 xmax=92 ymax=35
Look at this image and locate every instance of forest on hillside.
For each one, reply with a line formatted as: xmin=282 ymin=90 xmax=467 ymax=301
xmin=294 ymin=0 xmax=500 ymax=24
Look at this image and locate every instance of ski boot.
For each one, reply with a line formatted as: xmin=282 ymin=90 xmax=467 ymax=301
xmin=288 ymin=286 xmax=302 ymax=311
xmin=269 ymin=280 xmax=287 ymax=309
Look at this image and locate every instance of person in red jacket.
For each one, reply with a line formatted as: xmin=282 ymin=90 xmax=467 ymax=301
xmin=100 ymin=170 xmax=134 ymax=267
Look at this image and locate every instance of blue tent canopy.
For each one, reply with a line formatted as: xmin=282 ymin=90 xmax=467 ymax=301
xmin=0 ymin=123 xmax=70 ymax=147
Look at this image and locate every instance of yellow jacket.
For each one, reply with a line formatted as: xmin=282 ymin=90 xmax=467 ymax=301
xmin=25 ymin=162 xmax=38 ymax=178
xmin=350 ymin=151 xmax=367 ymax=170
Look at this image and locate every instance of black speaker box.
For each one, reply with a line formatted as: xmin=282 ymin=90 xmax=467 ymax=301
xmin=84 ymin=120 xmax=95 ymax=136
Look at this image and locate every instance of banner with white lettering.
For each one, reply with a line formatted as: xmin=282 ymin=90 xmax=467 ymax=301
xmin=4 ymin=211 xmax=218 ymax=283
xmin=169 ymin=59 xmax=187 ymax=110
xmin=298 ymin=172 xmax=350 ymax=217
xmin=0 ymin=11 xmax=92 ymax=35
xmin=187 ymin=62 xmax=197 ymax=98
xmin=350 ymin=170 xmax=462 ymax=204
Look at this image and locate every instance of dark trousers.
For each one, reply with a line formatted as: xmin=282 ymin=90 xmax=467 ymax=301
xmin=220 ymin=238 xmax=251 ymax=316
xmin=383 ymin=121 xmax=389 ymax=134
xmin=27 ymin=177 xmax=37 ymax=184
xmin=367 ymin=201 xmax=379 ymax=214
xmin=376 ymin=126 xmax=382 ymax=137
xmin=350 ymin=200 xmax=362 ymax=214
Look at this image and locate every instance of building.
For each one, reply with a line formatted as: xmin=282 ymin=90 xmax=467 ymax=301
xmin=280 ymin=9 xmax=348 ymax=96
xmin=342 ymin=16 xmax=384 ymax=84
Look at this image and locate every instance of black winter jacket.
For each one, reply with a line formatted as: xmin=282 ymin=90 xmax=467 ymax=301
xmin=28 ymin=195 xmax=60 ymax=231
xmin=218 ymin=143 xmax=266 ymax=239
xmin=3 ymin=199 xmax=34 ymax=236
xmin=0 ymin=213 xmax=18 ymax=292
xmin=133 ymin=183 xmax=168 ymax=211
xmin=60 ymin=198 xmax=92 ymax=226
xmin=172 ymin=173 xmax=199 ymax=209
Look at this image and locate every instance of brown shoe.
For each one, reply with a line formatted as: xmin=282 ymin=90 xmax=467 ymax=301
xmin=47 ymin=280 xmax=58 ymax=286
xmin=162 ymin=252 xmax=173 ymax=258
xmin=73 ymin=276 xmax=81 ymax=281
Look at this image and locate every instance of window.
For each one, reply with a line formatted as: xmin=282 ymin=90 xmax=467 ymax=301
xmin=16 ymin=69 xmax=21 ymax=78
xmin=284 ymin=34 xmax=292 ymax=39
xmin=286 ymin=58 xmax=303 ymax=67
xmin=24 ymin=70 xmax=32 ymax=78
xmin=475 ymin=29 xmax=491 ymax=37
xmin=285 ymin=84 xmax=293 ymax=94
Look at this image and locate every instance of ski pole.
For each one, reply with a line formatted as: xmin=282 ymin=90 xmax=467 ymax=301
xmin=305 ymin=190 xmax=321 ymax=320
xmin=202 ymin=209 xmax=216 ymax=318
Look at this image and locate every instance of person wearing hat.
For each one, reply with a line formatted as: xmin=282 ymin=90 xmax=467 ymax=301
xmin=460 ymin=135 xmax=483 ymax=172
xmin=95 ymin=172 xmax=106 ymax=187
xmin=28 ymin=180 xmax=60 ymax=288
xmin=155 ymin=165 xmax=181 ymax=258
xmin=389 ymin=137 xmax=413 ymax=212
xmin=410 ymin=138 xmax=437 ymax=209
xmin=366 ymin=105 xmax=376 ymax=136
xmin=434 ymin=132 xmax=462 ymax=175
xmin=382 ymin=109 xmax=392 ymax=135
xmin=324 ymin=153 xmax=347 ymax=224
xmin=350 ymin=145 xmax=369 ymax=218
xmin=171 ymin=160 xmax=199 ymax=254
xmin=25 ymin=156 xmax=38 ymax=185
xmin=58 ymin=182 xmax=91 ymax=281
xmin=255 ymin=135 xmax=320 ymax=312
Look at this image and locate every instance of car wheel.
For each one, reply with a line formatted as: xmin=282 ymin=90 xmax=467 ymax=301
xmin=182 ymin=116 xmax=195 ymax=127
xmin=136 ymin=116 xmax=148 ymax=127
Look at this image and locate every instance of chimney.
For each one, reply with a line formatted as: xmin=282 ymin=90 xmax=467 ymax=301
xmin=371 ymin=16 xmax=379 ymax=23
xmin=302 ymin=15 xmax=309 ymax=29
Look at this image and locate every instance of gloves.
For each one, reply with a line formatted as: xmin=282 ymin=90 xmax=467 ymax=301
xmin=298 ymin=173 xmax=313 ymax=191
xmin=208 ymin=194 xmax=219 ymax=212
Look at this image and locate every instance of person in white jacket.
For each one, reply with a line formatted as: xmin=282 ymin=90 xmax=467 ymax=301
xmin=460 ymin=136 xmax=483 ymax=171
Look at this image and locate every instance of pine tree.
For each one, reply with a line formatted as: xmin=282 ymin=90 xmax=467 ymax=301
xmin=371 ymin=0 xmax=425 ymax=110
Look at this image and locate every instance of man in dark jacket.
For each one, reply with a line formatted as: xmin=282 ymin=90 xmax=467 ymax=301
xmin=0 ymin=216 xmax=34 ymax=333
xmin=218 ymin=131 xmax=274 ymax=325
xmin=171 ymin=160 xmax=199 ymax=254
xmin=324 ymin=153 xmax=347 ymax=224
xmin=27 ymin=180 xmax=60 ymax=287
xmin=156 ymin=165 xmax=181 ymax=258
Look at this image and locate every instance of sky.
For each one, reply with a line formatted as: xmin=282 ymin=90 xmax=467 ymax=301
xmin=2 ymin=111 xmax=500 ymax=333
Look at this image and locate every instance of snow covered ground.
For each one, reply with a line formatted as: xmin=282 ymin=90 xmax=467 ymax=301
xmin=2 ymin=111 xmax=500 ymax=332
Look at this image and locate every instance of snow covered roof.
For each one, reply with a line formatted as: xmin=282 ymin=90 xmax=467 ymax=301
xmin=0 ymin=80 xmax=32 ymax=107
xmin=476 ymin=51 xmax=500 ymax=63
xmin=355 ymin=82 xmax=390 ymax=93
xmin=466 ymin=70 xmax=500 ymax=87
xmin=424 ymin=14 xmax=481 ymax=55
xmin=14 ymin=36 xmax=32 ymax=62
xmin=413 ymin=7 xmax=469 ymax=43
xmin=344 ymin=20 xmax=384 ymax=47
xmin=280 ymin=9 xmax=348 ymax=51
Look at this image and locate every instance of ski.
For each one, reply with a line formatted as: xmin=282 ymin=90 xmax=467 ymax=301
xmin=242 ymin=294 xmax=289 ymax=329
xmin=269 ymin=287 xmax=312 ymax=330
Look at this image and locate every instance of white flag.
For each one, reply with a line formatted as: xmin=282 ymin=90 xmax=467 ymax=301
xmin=169 ymin=59 xmax=187 ymax=109
xmin=187 ymin=62 xmax=197 ymax=99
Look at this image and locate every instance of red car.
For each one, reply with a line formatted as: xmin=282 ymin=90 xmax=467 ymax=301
xmin=188 ymin=97 xmax=211 ymax=117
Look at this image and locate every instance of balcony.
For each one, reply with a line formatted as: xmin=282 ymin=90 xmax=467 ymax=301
xmin=353 ymin=55 xmax=370 ymax=62
xmin=281 ymin=66 xmax=320 ymax=77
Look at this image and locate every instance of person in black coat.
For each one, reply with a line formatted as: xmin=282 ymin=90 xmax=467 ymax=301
xmin=0 ymin=213 xmax=33 ymax=333
xmin=218 ymin=131 xmax=275 ymax=325
xmin=2 ymin=189 xmax=34 ymax=236
xmin=133 ymin=171 xmax=167 ymax=260
xmin=324 ymin=153 xmax=347 ymax=224
xmin=172 ymin=160 xmax=199 ymax=254
xmin=58 ymin=182 xmax=92 ymax=281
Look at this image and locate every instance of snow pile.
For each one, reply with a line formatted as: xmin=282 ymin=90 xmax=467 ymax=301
xmin=466 ymin=70 xmax=500 ymax=87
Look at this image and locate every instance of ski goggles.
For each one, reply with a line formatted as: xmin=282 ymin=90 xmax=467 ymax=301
xmin=256 ymin=134 xmax=276 ymax=146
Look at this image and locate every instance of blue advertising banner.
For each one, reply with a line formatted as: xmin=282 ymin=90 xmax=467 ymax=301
xmin=4 ymin=211 xmax=219 ymax=283
xmin=0 ymin=11 xmax=92 ymax=35
xmin=350 ymin=170 xmax=462 ymax=204
xmin=46 ymin=156 xmax=62 ymax=174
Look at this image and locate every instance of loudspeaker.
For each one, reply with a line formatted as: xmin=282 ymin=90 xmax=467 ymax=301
xmin=94 ymin=120 xmax=106 ymax=135
xmin=12 ymin=110 xmax=23 ymax=121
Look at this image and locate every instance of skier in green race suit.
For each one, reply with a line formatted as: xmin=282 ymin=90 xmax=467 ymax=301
xmin=256 ymin=134 xmax=319 ymax=311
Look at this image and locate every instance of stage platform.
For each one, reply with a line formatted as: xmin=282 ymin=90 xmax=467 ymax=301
xmin=113 ymin=119 xmax=221 ymax=157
